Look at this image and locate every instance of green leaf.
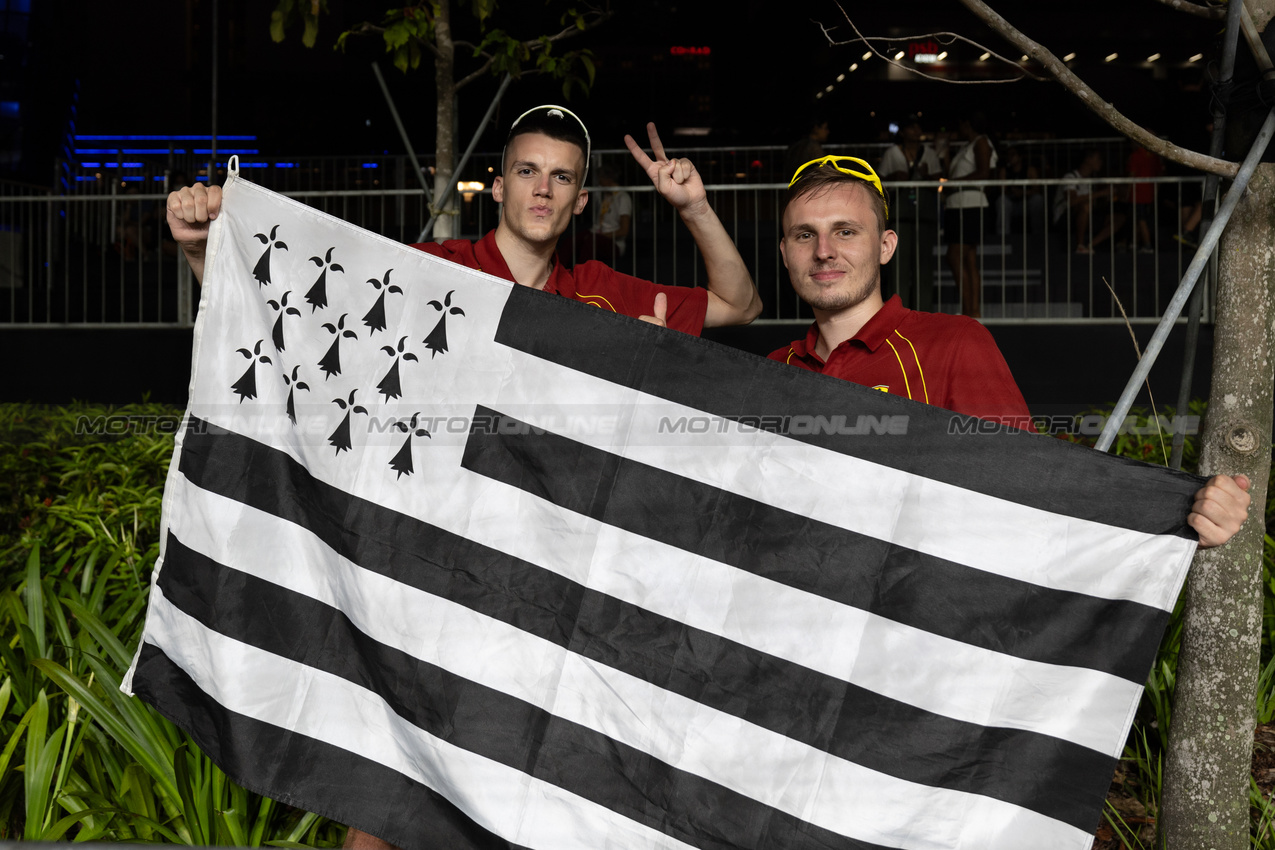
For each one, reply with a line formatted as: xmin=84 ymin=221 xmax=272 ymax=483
xmin=285 ymin=809 xmax=323 ymax=843
xmin=24 ymin=544 xmax=46 ymax=659
xmin=219 ymin=796 xmax=249 ymax=847
xmin=384 ymin=23 xmax=411 ymax=51
xmin=269 ymin=12 xmax=286 ymax=43
xmin=62 ymin=597 xmax=133 ymax=671
xmin=31 ymin=658 xmax=179 ymax=807
xmin=0 ymin=635 xmax=33 ymax=711
xmin=579 ymin=52 xmax=595 ymax=86
xmin=173 ymin=742 xmax=204 ymax=844
xmin=23 ymin=689 xmax=53 ymax=839
xmin=45 ymin=580 xmax=75 ymax=659
xmin=38 ymin=806 xmax=119 ymax=842
xmin=248 ymin=793 xmax=278 ymax=846
xmin=0 ymin=698 xmax=31 ymax=787
xmin=302 ymin=14 xmax=319 ymax=49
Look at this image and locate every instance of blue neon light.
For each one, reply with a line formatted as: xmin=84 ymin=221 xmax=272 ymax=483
xmin=74 ymin=148 xmax=177 ymax=154
xmin=194 ymin=149 xmax=259 ymax=155
xmin=362 ymin=163 xmax=380 ymax=168
xmin=74 ymin=134 xmax=258 ymax=141
xmin=274 ymin=163 xmax=297 ymax=168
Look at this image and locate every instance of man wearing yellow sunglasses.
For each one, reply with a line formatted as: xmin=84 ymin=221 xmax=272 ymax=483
xmin=770 ymin=154 xmax=1029 ymax=424
xmin=768 ymin=156 xmax=1250 ymax=548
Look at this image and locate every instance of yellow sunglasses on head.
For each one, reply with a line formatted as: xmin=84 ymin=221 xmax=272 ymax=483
xmin=788 ymin=155 xmax=889 ymax=219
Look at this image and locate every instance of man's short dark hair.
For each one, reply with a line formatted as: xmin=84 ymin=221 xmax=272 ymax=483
xmin=503 ymin=105 xmax=591 ymax=177
xmin=783 ymin=167 xmax=889 ymax=236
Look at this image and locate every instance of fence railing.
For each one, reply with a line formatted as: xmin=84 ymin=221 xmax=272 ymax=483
xmin=0 ymin=175 xmax=1210 ymax=328
xmin=62 ymin=137 xmax=1140 ymax=197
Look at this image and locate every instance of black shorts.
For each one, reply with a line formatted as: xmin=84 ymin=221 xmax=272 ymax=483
xmin=943 ymin=206 xmax=989 ymax=244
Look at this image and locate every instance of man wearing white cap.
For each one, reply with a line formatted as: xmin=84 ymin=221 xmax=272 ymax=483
xmin=168 ymin=105 xmax=762 ymax=333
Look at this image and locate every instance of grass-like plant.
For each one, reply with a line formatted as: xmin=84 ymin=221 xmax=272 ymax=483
xmin=0 ymin=402 xmax=341 ymax=844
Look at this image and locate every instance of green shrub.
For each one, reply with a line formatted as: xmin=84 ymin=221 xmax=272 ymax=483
xmin=0 ymin=403 xmax=341 ymax=845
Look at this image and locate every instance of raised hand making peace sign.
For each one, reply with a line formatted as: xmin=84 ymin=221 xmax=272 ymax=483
xmin=624 ymin=123 xmax=709 ymax=216
xmin=621 ymin=121 xmax=761 ymax=327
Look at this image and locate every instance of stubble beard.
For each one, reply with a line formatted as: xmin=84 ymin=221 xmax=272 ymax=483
xmin=801 ymin=266 xmax=880 ymax=313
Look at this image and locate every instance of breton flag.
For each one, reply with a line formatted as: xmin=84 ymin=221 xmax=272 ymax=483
xmin=125 ymin=162 xmax=1204 ymax=850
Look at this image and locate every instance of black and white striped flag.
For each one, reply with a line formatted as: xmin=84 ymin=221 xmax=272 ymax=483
xmin=125 ymin=167 xmax=1204 ymax=850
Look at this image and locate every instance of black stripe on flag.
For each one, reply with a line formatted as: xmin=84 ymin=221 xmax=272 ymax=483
xmin=492 ymin=285 xmax=1203 ymax=537
xmin=131 ymin=643 xmax=528 ymax=850
xmin=176 ymin=417 xmax=1111 ymax=831
xmin=460 ymin=405 xmax=1167 ymax=684
xmin=152 ymin=534 xmax=899 ymax=850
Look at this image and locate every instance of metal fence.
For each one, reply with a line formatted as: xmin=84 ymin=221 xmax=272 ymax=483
xmin=0 ymin=174 xmax=1210 ymax=328
xmin=63 ymin=137 xmax=1141 ymax=197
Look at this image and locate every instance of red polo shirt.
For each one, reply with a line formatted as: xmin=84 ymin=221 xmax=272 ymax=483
xmin=411 ymin=230 xmax=708 ymax=336
xmin=768 ymin=296 xmax=1032 ymax=428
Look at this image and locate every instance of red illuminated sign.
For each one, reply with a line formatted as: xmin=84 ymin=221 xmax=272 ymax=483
xmin=670 ymin=46 xmax=711 ymax=56
xmin=908 ymin=40 xmax=940 ymax=58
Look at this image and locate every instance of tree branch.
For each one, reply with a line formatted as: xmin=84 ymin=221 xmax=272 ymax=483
xmin=959 ymin=0 xmax=1239 ymax=177
xmin=455 ymin=55 xmax=497 ymax=91
xmin=518 ymin=9 xmax=612 ymax=53
xmin=823 ymin=9 xmax=1040 ymax=84
xmin=1149 ymin=0 xmax=1227 ymax=19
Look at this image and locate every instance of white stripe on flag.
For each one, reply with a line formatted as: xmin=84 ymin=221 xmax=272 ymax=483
xmin=158 ymin=479 xmax=1094 ymax=850
xmin=169 ymin=453 xmax=1138 ymax=756
xmin=491 ymin=351 xmax=1195 ymax=612
xmin=143 ymin=590 xmax=700 ymax=850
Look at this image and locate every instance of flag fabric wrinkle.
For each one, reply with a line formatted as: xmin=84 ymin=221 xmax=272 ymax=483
xmin=125 ymin=164 xmax=1203 ymax=850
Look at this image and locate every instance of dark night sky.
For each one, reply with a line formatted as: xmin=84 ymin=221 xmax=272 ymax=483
xmin=24 ymin=1 xmax=1238 ymax=175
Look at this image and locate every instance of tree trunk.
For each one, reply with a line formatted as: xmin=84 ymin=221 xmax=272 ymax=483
xmin=1160 ymin=164 xmax=1275 ymax=849
xmin=432 ymin=1 xmax=457 ymax=239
